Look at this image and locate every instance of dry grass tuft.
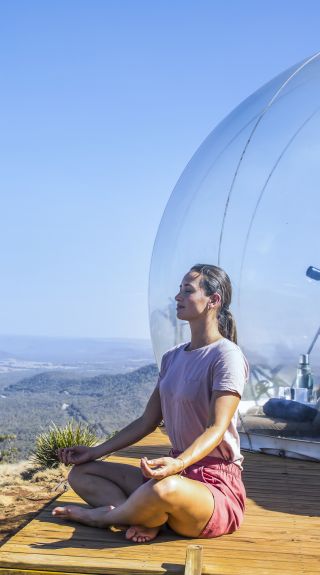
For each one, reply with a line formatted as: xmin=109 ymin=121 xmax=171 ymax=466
xmin=0 ymin=461 xmax=31 ymax=488
xmin=0 ymin=495 xmax=15 ymax=507
xmin=20 ymin=463 xmax=68 ymax=484
xmin=31 ymin=465 xmax=68 ymax=485
xmin=0 ymin=460 xmax=67 ymax=486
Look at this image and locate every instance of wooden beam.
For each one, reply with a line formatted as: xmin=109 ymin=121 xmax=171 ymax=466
xmin=184 ymin=545 xmax=203 ymax=575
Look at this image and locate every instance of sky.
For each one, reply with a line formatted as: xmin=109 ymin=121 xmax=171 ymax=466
xmin=1 ymin=0 xmax=320 ymax=340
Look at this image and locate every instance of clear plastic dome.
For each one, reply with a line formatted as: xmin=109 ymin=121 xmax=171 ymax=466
xmin=149 ymin=53 xmax=320 ymax=460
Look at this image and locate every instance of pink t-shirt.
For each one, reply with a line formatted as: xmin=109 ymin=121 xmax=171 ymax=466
xmin=157 ymin=338 xmax=249 ymax=469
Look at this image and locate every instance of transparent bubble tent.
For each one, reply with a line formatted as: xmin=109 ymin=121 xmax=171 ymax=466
xmin=149 ymin=53 xmax=320 ymax=462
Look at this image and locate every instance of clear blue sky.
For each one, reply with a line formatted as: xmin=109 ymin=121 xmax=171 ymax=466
xmin=1 ymin=0 xmax=319 ymax=339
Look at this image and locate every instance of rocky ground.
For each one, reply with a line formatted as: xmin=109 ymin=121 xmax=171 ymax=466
xmin=0 ymin=461 xmax=67 ymax=546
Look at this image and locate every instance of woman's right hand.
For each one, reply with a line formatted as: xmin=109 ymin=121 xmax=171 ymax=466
xmin=57 ymin=445 xmax=100 ymax=466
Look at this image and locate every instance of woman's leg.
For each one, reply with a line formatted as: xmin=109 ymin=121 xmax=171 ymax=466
xmin=53 ymin=474 xmax=215 ymax=541
xmin=68 ymin=461 xmax=144 ymax=507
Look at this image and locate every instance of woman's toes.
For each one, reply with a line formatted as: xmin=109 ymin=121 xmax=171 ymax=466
xmin=52 ymin=506 xmax=69 ymax=517
xmin=125 ymin=526 xmax=136 ymax=540
xmin=125 ymin=525 xmax=160 ymax=543
xmin=51 ymin=505 xmax=90 ymax=524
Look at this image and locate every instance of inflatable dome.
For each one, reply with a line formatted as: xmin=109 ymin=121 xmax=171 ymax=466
xmin=149 ymin=53 xmax=320 ymax=461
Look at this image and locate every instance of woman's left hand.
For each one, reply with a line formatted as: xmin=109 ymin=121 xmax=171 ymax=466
xmin=140 ymin=456 xmax=184 ymax=480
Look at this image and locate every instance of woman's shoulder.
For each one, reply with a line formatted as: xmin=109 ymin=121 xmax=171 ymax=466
xmin=159 ymin=343 xmax=186 ymax=374
xmin=216 ymin=338 xmax=244 ymax=354
xmin=210 ymin=340 xmax=249 ymax=391
xmin=210 ymin=338 xmax=248 ymax=368
xmin=162 ymin=342 xmax=186 ymax=361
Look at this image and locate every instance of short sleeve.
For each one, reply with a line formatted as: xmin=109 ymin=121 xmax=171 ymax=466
xmin=211 ymin=347 xmax=249 ymax=398
xmin=155 ymin=349 xmax=171 ymax=389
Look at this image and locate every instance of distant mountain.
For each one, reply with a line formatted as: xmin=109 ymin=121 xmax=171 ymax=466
xmin=6 ymin=364 xmax=159 ymax=395
xmin=0 ymin=335 xmax=154 ymax=364
xmin=0 ymin=350 xmax=16 ymax=360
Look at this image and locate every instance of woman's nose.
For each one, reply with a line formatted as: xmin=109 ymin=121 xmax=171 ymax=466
xmin=175 ymin=292 xmax=182 ymax=301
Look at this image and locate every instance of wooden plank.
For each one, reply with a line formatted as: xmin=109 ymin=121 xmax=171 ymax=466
xmin=0 ymin=428 xmax=319 ymax=575
xmin=3 ymin=541 xmax=320 ymax=565
xmin=0 ymin=551 xmax=319 ymax=575
xmin=6 ymin=531 xmax=320 ymax=552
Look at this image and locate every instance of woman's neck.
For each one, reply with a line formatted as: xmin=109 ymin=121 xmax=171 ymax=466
xmin=188 ymin=319 xmax=223 ymax=351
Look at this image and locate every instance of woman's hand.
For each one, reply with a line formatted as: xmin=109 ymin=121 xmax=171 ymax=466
xmin=140 ymin=456 xmax=184 ymax=480
xmin=57 ymin=445 xmax=99 ymax=466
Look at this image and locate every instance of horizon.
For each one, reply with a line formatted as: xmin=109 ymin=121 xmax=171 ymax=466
xmin=0 ymin=333 xmax=152 ymax=342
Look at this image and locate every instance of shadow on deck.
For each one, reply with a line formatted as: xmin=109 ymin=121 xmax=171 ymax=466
xmin=0 ymin=428 xmax=319 ymax=575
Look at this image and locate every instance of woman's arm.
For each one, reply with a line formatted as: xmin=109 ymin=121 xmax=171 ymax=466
xmin=141 ymin=390 xmax=239 ymax=478
xmin=176 ymin=390 xmax=240 ymax=468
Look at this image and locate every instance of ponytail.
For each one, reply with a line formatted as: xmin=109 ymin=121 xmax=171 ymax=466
xmin=218 ymin=307 xmax=237 ymax=344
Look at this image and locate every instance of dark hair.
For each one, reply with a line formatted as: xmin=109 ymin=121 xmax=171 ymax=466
xmin=190 ymin=264 xmax=237 ymax=344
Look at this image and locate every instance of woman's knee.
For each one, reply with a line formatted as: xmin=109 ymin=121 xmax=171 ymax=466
xmin=151 ymin=475 xmax=181 ymax=503
xmin=68 ymin=463 xmax=90 ymax=487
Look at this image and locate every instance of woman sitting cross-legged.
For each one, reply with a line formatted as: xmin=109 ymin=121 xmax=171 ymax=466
xmin=53 ymin=264 xmax=249 ymax=543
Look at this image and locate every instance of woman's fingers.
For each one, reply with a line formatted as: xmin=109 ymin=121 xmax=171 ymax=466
xmin=140 ymin=457 xmax=153 ymax=477
xmin=57 ymin=448 xmax=66 ymax=464
xmin=57 ymin=446 xmax=92 ymax=466
xmin=59 ymin=448 xmax=66 ymax=464
xmin=140 ymin=457 xmax=161 ymax=478
xmin=140 ymin=456 xmax=178 ymax=480
xmin=141 ymin=457 xmax=165 ymax=476
xmin=56 ymin=447 xmax=73 ymax=466
xmin=145 ymin=457 xmax=166 ymax=467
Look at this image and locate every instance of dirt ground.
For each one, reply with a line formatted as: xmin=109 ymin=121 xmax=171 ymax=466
xmin=0 ymin=461 xmax=67 ymax=546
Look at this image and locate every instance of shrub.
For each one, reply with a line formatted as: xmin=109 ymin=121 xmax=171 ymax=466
xmin=31 ymin=420 xmax=98 ymax=468
xmin=0 ymin=433 xmax=17 ymax=463
xmin=0 ymin=434 xmax=16 ymax=442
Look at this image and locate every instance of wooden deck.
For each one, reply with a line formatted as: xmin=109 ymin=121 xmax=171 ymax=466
xmin=0 ymin=428 xmax=319 ymax=575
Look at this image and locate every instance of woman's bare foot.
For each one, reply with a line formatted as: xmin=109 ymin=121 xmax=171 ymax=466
xmin=52 ymin=504 xmax=115 ymax=528
xmin=52 ymin=505 xmax=159 ymax=541
xmin=125 ymin=525 xmax=160 ymax=543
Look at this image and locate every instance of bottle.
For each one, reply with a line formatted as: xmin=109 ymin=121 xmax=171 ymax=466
xmin=292 ymin=354 xmax=314 ymax=402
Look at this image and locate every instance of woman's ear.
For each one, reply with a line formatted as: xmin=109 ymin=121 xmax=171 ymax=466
xmin=208 ymin=293 xmax=221 ymax=308
xmin=210 ymin=293 xmax=221 ymax=307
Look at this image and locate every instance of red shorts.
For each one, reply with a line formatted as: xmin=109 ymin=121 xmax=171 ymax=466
xmin=143 ymin=449 xmax=246 ymax=538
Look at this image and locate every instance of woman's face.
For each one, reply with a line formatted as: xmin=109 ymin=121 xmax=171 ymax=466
xmin=175 ymin=271 xmax=212 ymax=321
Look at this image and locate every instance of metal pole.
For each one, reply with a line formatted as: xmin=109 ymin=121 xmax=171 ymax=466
xmin=307 ymin=326 xmax=320 ymax=355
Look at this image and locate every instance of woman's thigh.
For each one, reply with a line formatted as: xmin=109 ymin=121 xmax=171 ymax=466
xmin=157 ymin=475 xmax=215 ymax=538
xmin=71 ymin=460 xmax=144 ymax=496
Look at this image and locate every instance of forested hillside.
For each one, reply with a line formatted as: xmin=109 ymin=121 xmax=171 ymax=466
xmin=0 ymin=364 xmax=158 ymax=461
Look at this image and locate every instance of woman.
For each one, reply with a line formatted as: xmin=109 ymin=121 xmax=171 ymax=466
xmin=53 ymin=264 xmax=249 ymax=543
